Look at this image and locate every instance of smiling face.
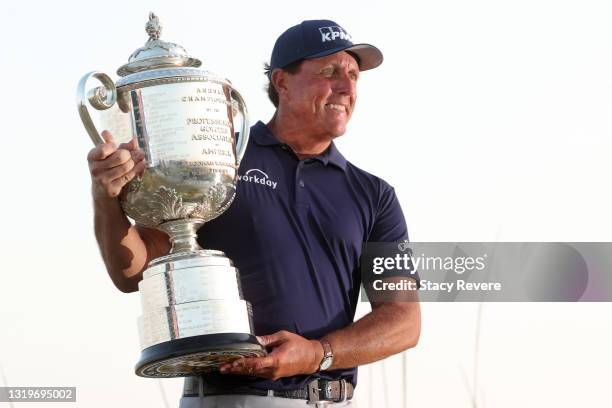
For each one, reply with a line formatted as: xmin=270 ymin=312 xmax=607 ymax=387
xmin=274 ymin=51 xmax=360 ymax=141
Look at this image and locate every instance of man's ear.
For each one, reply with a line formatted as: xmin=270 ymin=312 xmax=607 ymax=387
xmin=271 ymin=69 xmax=289 ymax=97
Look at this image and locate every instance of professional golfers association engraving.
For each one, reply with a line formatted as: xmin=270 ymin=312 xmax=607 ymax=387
xmin=76 ymin=13 xmax=265 ymax=378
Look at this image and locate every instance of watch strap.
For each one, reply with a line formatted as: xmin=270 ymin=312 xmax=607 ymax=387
xmin=319 ymin=338 xmax=333 ymax=371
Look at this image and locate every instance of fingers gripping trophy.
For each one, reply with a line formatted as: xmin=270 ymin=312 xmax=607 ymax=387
xmin=76 ymin=13 xmax=265 ymax=378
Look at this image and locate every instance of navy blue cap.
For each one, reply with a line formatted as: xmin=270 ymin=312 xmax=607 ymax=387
xmin=270 ymin=19 xmax=383 ymax=72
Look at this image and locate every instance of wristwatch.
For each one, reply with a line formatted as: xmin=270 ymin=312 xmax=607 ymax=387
xmin=318 ymin=339 xmax=334 ymax=371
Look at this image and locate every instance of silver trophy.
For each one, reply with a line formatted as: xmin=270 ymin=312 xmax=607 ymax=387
xmin=76 ymin=13 xmax=265 ymax=378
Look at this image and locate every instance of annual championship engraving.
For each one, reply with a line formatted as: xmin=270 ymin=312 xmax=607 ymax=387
xmin=76 ymin=13 xmax=265 ymax=378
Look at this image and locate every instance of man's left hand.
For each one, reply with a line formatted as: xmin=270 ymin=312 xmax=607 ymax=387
xmin=219 ymin=330 xmax=324 ymax=380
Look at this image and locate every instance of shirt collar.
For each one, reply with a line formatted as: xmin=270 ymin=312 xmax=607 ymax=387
xmin=252 ymin=121 xmax=281 ymax=146
xmin=252 ymin=121 xmax=347 ymax=171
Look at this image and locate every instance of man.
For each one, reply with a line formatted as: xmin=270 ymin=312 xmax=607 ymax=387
xmin=87 ymin=19 xmax=420 ymax=407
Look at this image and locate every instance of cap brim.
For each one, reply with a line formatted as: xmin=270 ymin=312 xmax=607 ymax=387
xmin=305 ymin=43 xmax=383 ymax=71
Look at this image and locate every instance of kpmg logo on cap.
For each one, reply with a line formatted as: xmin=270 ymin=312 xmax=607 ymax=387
xmin=318 ymin=26 xmax=352 ymax=43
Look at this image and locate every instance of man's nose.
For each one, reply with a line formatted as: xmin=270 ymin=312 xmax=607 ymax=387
xmin=334 ymin=74 xmax=356 ymax=97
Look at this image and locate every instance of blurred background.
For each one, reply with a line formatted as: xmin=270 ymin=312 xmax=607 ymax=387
xmin=0 ymin=0 xmax=610 ymax=406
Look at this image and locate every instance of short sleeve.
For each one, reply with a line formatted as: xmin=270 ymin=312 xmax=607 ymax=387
xmin=363 ymin=182 xmax=420 ymax=287
xmin=367 ymin=183 xmax=408 ymax=243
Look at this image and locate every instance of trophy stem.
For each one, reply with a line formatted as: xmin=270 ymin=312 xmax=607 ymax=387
xmin=158 ymin=219 xmax=205 ymax=254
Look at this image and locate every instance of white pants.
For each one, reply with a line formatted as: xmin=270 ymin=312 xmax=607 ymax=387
xmin=179 ymin=394 xmax=355 ymax=408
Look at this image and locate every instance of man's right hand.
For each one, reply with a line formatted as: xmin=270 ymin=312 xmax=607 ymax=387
xmin=87 ymin=130 xmax=146 ymax=199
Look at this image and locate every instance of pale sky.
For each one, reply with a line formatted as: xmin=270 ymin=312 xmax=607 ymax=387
xmin=1 ymin=0 xmax=611 ymax=407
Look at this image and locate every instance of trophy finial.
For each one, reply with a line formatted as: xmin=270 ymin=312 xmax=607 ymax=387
xmin=118 ymin=13 xmax=201 ymax=76
xmin=146 ymin=12 xmax=162 ymax=41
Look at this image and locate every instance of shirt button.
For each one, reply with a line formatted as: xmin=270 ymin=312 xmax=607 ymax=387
xmin=299 ymin=180 xmax=305 ymax=188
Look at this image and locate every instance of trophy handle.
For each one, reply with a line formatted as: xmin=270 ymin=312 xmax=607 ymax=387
xmin=230 ymin=88 xmax=250 ymax=165
xmin=76 ymin=71 xmax=117 ymax=145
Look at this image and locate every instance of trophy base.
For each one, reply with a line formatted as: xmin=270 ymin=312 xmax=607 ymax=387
xmin=135 ymin=333 xmax=266 ymax=378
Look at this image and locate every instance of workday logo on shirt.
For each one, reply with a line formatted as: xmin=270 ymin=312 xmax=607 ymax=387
xmin=237 ymin=169 xmax=278 ymax=190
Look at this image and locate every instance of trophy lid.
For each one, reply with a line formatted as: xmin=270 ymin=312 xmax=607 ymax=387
xmin=117 ymin=12 xmax=202 ymax=77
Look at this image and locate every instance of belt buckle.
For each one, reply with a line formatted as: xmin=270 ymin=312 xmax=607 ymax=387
xmin=307 ymin=379 xmax=321 ymax=404
xmin=307 ymin=379 xmax=346 ymax=405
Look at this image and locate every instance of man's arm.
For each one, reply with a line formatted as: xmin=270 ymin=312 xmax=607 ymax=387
xmin=93 ymin=196 xmax=169 ymax=293
xmin=220 ymin=292 xmax=420 ymax=380
xmin=322 ymin=297 xmax=420 ymax=370
xmin=89 ymin=130 xmax=170 ymax=293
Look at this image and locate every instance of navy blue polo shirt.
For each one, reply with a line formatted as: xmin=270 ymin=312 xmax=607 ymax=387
xmin=197 ymin=121 xmax=408 ymax=390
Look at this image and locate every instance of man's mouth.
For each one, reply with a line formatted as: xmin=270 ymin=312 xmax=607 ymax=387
xmin=326 ymin=103 xmax=347 ymax=113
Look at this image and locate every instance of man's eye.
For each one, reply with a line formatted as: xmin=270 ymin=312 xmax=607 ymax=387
xmin=321 ymin=68 xmax=335 ymax=76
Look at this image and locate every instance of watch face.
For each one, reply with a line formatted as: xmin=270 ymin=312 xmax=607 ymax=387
xmin=320 ymin=357 xmax=333 ymax=371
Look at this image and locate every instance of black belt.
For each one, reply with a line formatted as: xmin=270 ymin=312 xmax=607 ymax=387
xmin=183 ymin=377 xmax=354 ymax=404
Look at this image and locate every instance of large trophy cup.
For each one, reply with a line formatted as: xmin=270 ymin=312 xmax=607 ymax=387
xmin=76 ymin=13 xmax=265 ymax=378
